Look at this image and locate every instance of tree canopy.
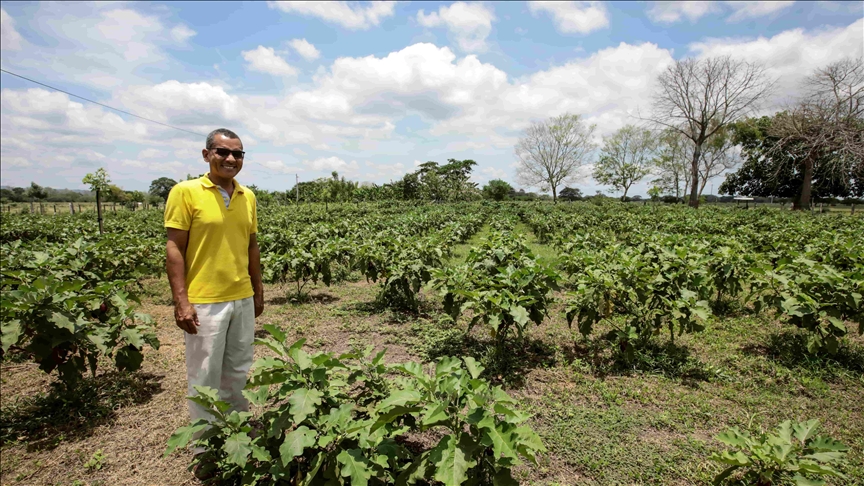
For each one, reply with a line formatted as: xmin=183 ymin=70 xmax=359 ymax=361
xmin=149 ymin=177 xmax=178 ymax=201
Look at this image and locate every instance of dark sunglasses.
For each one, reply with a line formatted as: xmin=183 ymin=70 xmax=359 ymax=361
xmin=210 ymin=147 xmax=245 ymax=159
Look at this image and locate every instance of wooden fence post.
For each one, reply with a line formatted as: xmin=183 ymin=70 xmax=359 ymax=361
xmin=53 ymin=204 xmax=57 ymax=214
xmin=96 ymin=190 xmax=104 ymax=235
xmin=70 ymin=202 xmax=75 ymax=214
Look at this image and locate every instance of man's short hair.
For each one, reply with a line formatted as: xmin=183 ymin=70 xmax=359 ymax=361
xmin=206 ymin=128 xmax=241 ymax=149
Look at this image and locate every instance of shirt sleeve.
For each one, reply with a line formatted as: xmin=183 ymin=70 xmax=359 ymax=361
xmin=164 ymin=184 xmax=192 ymax=231
xmin=250 ymin=192 xmax=258 ymax=235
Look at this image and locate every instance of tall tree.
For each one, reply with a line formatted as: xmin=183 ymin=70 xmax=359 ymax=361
xmin=149 ymin=177 xmax=178 ymax=201
xmin=652 ymin=128 xmax=691 ymax=201
xmin=696 ymin=127 xmax=739 ymax=197
xmin=482 ymin=179 xmax=512 ymax=201
xmin=515 ymin=113 xmax=596 ymax=203
xmin=766 ymin=57 xmax=864 ymax=209
xmin=648 ymin=55 xmax=774 ymax=208
xmin=26 ymin=182 xmax=47 ymax=202
xmin=719 ymin=115 xmax=863 ymax=201
xmin=559 ymin=187 xmax=583 ymax=201
xmin=592 ymin=125 xmax=657 ymax=201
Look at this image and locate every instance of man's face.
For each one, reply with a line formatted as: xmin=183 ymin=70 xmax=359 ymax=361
xmin=202 ymin=135 xmax=244 ymax=180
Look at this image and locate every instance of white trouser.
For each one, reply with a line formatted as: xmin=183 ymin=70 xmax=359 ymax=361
xmin=186 ymin=297 xmax=255 ymax=450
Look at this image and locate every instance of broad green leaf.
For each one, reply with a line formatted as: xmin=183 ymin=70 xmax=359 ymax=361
xmin=713 ymin=451 xmax=750 ymax=466
xmin=478 ymin=415 xmax=518 ymax=460
xmin=716 ymin=428 xmax=749 ymax=448
xmin=371 ymin=405 xmax=421 ymax=433
xmin=463 ymin=356 xmax=484 ymax=380
xmin=378 ymin=390 xmax=423 ymax=411
xmin=250 ymin=444 xmax=271 ymax=462
xmin=801 ymin=452 xmax=846 ymax=463
xmin=50 ymin=312 xmax=75 ymax=332
xmin=224 ymin=432 xmax=252 ymax=467
xmin=435 ymin=356 xmax=462 ymax=378
xmin=1 ymin=319 xmax=22 ymax=353
xmin=791 ymin=475 xmax=826 ymax=486
xmin=289 ymin=346 xmax=312 ymax=370
xmin=421 ymin=403 xmax=450 ymax=428
xmin=808 ymin=436 xmax=849 ymax=452
xmin=431 ymin=434 xmax=476 ymax=486
xmin=119 ymin=328 xmax=145 ymax=349
xmin=337 ymin=448 xmax=373 ymax=486
xmin=494 ymin=402 xmax=530 ymax=424
xmin=775 ymin=420 xmax=793 ymax=445
xmin=280 ymin=425 xmax=316 ymax=466
xmin=164 ymin=420 xmax=209 ymax=457
xmin=793 ymin=419 xmax=820 ymax=444
xmin=263 ymin=323 xmax=287 ymax=343
xmin=242 ymin=385 xmax=270 ymax=407
xmin=509 ymin=305 xmax=529 ymax=326
xmin=288 ymin=388 xmax=323 ymax=424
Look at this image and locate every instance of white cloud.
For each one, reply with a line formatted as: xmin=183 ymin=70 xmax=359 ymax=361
xmin=138 ymin=148 xmax=169 ymax=159
xmin=288 ymin=38 xmax=320 ymax=61
xmin=4 ymin=157 xmax=31 ymax=168
xmin=267 ymin=1 xmax=396 ymax=30
xmin=688 ymin=18 xmax=864 ymax=108
xmin=303 ymin=156 xmax=360 ymax=173
xmin=242 ymin=45 xmax=298 ymax=77
xmin=170 ymin=24 xmax=196 ymax=43
xmin=114 ymin=80 xmax=243 ymax=128
xmin=259 ymin=160 xmax=299 ymax=173
xmin=417 ymin=2 xmax=496 ymax=52
xmin=646 ymin=1 xmax=720 ymax=23
xmin=1 ymin=8 xmax=23 ymax=50
xmin=290 ymin=43 xmax=508 ymax=123
xmin=293 ymin=147 xmax=308 ymax=156
xmin=726 ymin=1 xmax=795 ymax=22
xmin=528 ymin=1 xmax=609 ymax=34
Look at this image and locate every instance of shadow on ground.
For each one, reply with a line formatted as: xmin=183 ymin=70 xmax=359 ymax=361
xmin=410 ymin=321 xmax=558 ymax=387
xmin=0 ymin=371 xmax=163 ymax=451
xmin=741 ymin=330 xmax=864 ymax=377
xmin=267 ymin=291 xmax=341 ymax=306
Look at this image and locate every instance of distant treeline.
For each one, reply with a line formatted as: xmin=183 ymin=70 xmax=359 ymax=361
xmin=1 ymin=185 xmax=96 ymax=203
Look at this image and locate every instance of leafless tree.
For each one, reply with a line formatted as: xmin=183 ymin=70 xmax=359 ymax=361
xmin=592 ymin=125 xmax=657 ymax=200
xmin=515 ymin=113 xmax=597 ymax=203
xmin=652 ymin=128 xmax=692 ymax=201
xmin=647 ymin=56 xmax=775 ymax=207
xmin=697 ymin=128 xmax=739 ymax=197
xmin=768 ymin=57 xmax=864 ymax=209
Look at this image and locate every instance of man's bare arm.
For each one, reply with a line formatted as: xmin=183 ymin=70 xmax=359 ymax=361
xmin=249 ymin=233 xmax=264 ymax=317
xmin=167 ymin=228 xmax=199 ymax=334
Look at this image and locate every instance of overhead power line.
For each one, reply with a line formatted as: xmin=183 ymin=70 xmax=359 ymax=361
xmin=0 ymin=68 xmax=205 ymax=138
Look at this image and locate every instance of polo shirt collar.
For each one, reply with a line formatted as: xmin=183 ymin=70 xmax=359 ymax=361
xmin=200 ymin=175 xmax=245 ymax=194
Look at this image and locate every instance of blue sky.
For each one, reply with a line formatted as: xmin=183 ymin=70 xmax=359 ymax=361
xmin=1 ymin=1 xmax=862 ymax=196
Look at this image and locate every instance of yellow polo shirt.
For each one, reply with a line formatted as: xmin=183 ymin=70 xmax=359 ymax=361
xmin=164 ymin=176 xmax=257 ymax=304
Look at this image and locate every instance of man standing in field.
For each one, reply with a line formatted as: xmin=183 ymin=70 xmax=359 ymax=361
xmin=164 ymin=128 xmax=264 ymax=475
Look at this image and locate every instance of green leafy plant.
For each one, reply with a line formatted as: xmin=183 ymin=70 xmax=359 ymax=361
xmin=165 ymin=327 xmax=545 ymax=485
xmin=563 ymin=237 xmax=712 ymax=359
xmin=712 ymin=419 xmax=849 ymax=485
xmin=752 ymin=257 xmax=863 ymax=354
xmin=431 ymin=230 xmax=560 ymax=353
xmin=84 ymin=449 xmax=106 ymax=471
xmin=1 ymin=238 xmax=159 ymax=386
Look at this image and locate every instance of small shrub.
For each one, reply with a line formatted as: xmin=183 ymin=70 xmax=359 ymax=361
xmin=712 ymin=419 xmax=849 ymax=485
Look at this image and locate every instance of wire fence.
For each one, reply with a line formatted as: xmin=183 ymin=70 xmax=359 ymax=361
xmin=1 ymin=201 xmax=163 ymax=215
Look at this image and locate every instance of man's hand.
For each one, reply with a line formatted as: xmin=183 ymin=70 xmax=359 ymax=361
xmin=254 ymin=292 xmax=264 ymax=318
xmin=175 ymin=300 xmax=200 ymax=334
